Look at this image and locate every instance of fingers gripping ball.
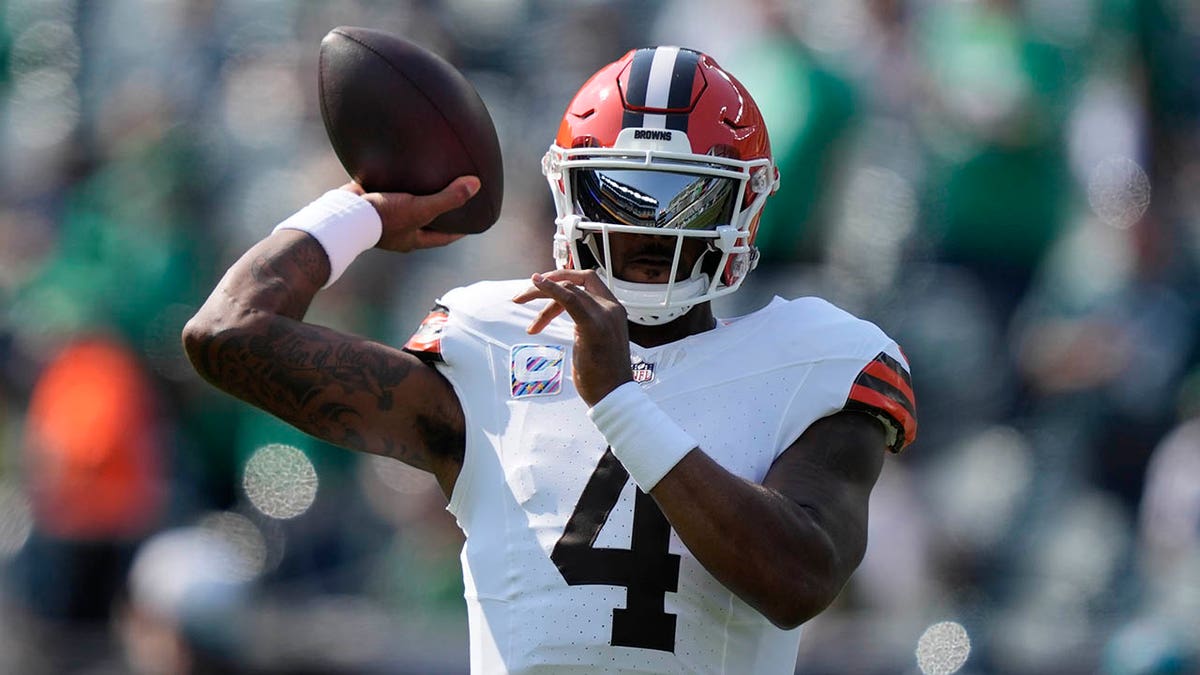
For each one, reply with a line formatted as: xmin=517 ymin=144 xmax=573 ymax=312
xmin=318 ymin=27 xmax=503 ymax=234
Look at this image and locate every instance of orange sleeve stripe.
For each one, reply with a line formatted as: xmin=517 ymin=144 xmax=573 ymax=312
xmin=403 ymin=335 xmax=442 ymax=353
xmin=848 ymin=383 xmax=918 ymax=446
xmin=862 ymin=359 xmax=916 ymax=409
xmin=403 ymin=310 xmax=448 ymax=356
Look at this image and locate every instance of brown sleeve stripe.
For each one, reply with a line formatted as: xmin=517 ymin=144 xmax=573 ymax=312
xmin=877 ymin=351 xmax=912 ymax=387
xmin=858 ymin=362 xmax=917 ymax=418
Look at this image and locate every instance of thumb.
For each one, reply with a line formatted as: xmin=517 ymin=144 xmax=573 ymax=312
xmin=410 ymin=175 xmax=481 ymax=224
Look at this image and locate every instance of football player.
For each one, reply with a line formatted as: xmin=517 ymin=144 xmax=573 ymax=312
xmin=184 ymin=46 xmax=917 ymax=674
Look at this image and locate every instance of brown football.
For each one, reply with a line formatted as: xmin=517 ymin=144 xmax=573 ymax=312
xmin=318 ymin=27 xmax=503 ymax=233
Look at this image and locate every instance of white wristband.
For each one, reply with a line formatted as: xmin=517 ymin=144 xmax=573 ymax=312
xmin=272 ymin=189 xmax=382 ymax=288
xmin=587 ymin=381 xmax=698 ymax=492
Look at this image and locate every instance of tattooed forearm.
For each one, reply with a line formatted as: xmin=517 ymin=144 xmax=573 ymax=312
xmin=247 ymin=236 xmax=331 ymax=320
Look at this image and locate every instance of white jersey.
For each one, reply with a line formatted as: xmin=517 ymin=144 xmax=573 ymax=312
xmin=403 ymin=280 xmax=916 ymax=675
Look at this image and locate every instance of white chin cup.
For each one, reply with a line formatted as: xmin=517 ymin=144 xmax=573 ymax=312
xmin=607 ymin=275 xmax=709 ymax=326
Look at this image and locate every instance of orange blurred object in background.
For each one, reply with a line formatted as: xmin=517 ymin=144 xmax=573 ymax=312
xmin=24 ymin=338 xmax=164 ymax=540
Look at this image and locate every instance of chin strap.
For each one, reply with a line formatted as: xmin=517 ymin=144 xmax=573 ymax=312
xmin=607 ymin=275 xmax=709 ymax=326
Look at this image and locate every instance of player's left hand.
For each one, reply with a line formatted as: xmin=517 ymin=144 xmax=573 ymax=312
xmin=513 ymin=270 xmax=633 ymax=406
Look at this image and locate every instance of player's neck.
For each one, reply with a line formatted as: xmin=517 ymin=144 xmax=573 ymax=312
xmin=628 ymin=303 xmax=716 ymax=349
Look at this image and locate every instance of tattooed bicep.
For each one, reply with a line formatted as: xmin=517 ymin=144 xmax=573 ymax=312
xmin=198 ymin=316 xmax=457 ymax=467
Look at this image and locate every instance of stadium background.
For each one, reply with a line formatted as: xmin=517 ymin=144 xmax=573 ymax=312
xmin=1 ymin=0 xmax=1198 ymax=673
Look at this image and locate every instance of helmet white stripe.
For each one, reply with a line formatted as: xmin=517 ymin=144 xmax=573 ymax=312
xmin=641 ymin=113 xmax=667 ymax=129
xmin=645 ymin=47 xmax=680 ymax=109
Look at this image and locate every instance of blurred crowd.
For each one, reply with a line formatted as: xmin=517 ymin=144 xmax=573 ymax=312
xmin=0 ymin=0 xmax=1197 ymax=673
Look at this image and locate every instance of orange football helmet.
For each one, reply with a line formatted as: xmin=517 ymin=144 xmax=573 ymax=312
xmin=543 ymin=46 xmax=779 ymax=325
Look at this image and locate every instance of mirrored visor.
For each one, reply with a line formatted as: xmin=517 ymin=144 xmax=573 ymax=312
xmin=573 ymin=168 xmax=739 ymax=231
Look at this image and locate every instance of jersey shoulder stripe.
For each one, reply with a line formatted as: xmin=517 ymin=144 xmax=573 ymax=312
xmin=845 ymin=351 xmax=917 ymax=452
xmin=403 ymin=303 xmax=449 ymax=363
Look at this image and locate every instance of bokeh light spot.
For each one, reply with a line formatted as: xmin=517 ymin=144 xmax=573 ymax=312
xmin=129 ymin=527 xmax=251 ymax=621
xmin=243 ymin=443 xmax=318 ymax=519
xmin=1087 ymin=155 xmax=1151 ymax=229
xmin=198 ymin=511 xmax=268 ymax=581
xmin=916 ymin=621 xmax=971 ymax=675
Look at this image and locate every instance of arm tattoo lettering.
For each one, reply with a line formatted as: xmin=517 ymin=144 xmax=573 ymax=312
xmin=198 ymin=319 xmax=420 ymax=459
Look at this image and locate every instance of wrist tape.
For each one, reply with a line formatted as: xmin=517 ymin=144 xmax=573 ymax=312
xmin=587 ymin=381 xmax=697 ymax=492
xmin=273 ymin=189 xmax=382 ymax=288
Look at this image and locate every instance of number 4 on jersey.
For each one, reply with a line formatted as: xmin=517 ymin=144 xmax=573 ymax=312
xmin=551 ymin=448 xmax=681 ymax=652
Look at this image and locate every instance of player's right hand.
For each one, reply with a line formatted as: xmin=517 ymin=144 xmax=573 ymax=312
xmin=340 ymin=176 xmax=479 ymax=253
xmin=513 ymin=269 xmax=634 ymax=406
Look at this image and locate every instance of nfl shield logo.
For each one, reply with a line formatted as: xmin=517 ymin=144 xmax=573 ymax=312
xmin=631 ymin=360 xmax=655 ymax=384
